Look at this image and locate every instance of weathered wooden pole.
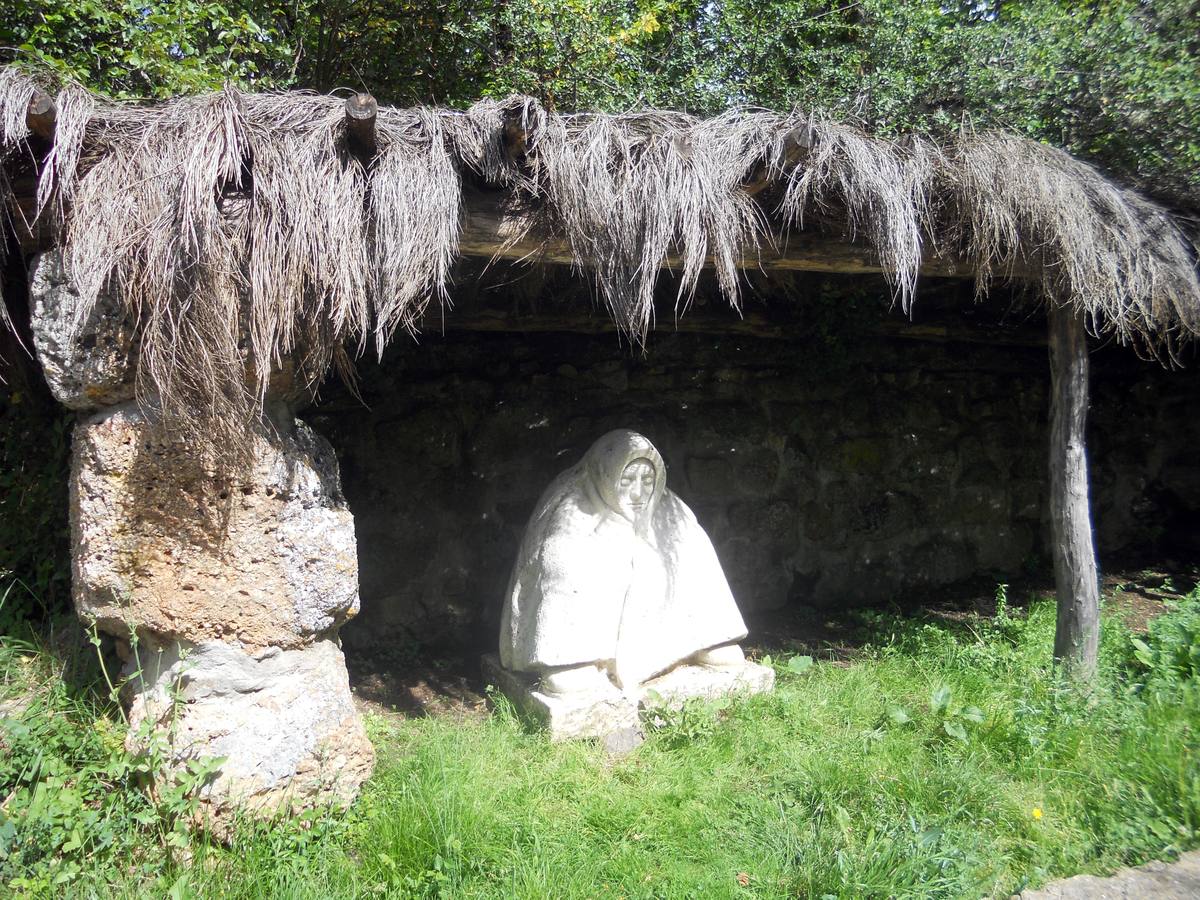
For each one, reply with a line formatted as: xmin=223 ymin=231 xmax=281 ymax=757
xmin=344 ymin=92 xmax=378 ymax=159
xmin=502 ymin=107 xmax=529 ymax=164
xmin=26 ymin=89 xmax=58 ymax=141
xmin=1047 ymin=301 xmax=1100 ymax=680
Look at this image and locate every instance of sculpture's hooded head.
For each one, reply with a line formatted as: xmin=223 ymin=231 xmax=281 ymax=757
xmin=584 ymin=430 xmax=666 ymax=526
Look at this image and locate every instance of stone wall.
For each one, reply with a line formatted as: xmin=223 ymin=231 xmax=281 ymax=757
xmin=307 ymin=291 xmax=1200 ymax=656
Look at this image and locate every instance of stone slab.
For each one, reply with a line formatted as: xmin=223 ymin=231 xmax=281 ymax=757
xmin=1016 ymin=850 xmax=1200 ymax=899
xmin=640 ymin=659 xmax=776 ymax=709
xmin=600 ymin=727 xmax=645 ymax=757
xmin=482 ymin=653 xmax=638 ymax=740
xmin=482 ymin=653 xmax=775 ymax=741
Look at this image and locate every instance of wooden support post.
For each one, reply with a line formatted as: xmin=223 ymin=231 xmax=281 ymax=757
xmin=26 ymin=89 xmax=57 ymax=141
xmin=1047 ymin=302 xmax=1100 ymax=681
xmin=344 ymin=93 xmax=378 ymax=159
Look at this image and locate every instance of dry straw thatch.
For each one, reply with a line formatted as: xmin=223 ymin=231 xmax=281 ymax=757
xmin=1 ymin=67 xmax=1198 ymax=454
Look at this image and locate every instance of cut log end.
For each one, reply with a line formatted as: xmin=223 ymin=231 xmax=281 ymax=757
xmin=784 ymin=122 xmax=817 ymax=155
xmin=502 ymin=114 xmax=528 ymax=162
xmin=344 ymin=93 xmax=378 ymax=159
xmin=26 ymin=89 xmax=57 ymax=141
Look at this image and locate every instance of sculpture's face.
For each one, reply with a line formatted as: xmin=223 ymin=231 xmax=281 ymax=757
xmin=617 ymin=458 xmax=656 ymax=521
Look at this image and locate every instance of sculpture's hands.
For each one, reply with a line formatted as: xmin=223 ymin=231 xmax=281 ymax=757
xmin=690 ymin=643 xmax=746 ymax=667
xmin=540 ymin=662 xmax=611 ymax=697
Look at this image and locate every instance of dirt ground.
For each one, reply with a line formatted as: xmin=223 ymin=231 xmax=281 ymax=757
xmin=346 ymin=563 xmax=1199 ymax=722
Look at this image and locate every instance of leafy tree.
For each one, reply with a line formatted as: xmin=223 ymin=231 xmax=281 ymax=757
xmin=2 ymin=1 xmax=1196 ymax=203
xmin=685 ymin=1 xmax=1198 ymax=208
xmin=2 ymin=0 xmax=297 ymax=97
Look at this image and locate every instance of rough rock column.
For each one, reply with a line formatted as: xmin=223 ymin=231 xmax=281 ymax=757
xmin=29 ymin=251 xmax=374 ymax=825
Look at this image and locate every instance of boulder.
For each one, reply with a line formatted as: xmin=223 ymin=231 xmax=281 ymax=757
xmin=71 ymin=405 xmax=359 ymax=650
xmin=126 ymin=638 xmax=373 ymax=825
xmin=28 ymin=250 xmax=137 ymax=410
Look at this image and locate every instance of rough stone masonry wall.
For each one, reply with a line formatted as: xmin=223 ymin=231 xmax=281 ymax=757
xmin=308 ymin=312 xmax=1200 ymax=656
xmin=27 ymin=252 xmax=374 ymax=828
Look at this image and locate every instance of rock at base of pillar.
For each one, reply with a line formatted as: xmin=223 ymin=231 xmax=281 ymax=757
xmin=68 ymin=402 xmax=373 ymax=829
xmin=127 ymin=638 xmax=374 ymax=831
xmin=481 ymin=653 xmax=775 ymax=741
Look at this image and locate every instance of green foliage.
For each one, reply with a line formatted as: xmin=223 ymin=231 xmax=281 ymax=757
xmin=3 ymin=592 xmax=1197 ymax=897
xmin=642 ymin=690 xmax=733 ymax=746
xmin=4 ymin=0 xmax=297 ymax=97
xmin=861 ymin=583 xmax=1039 ymax=679
xmin=0 ymin=627 xmax=227 ymax=894
xmin=696 ymin=0 xmax=1199 ymax=206
xmin=1130 ymin=585 xmax=1200 ymax=688
xmin=0 ymin=402 xmax=72 ymax=629
xmin=926 ymin=684 xmax=986 ymax=743
xmin=785 ymin=653 xmax=814 ymax=675
xmin=475 ymin=0 xmax=710 ymax=110
xmin=4 ymin=1 xmax=1195 ymax=206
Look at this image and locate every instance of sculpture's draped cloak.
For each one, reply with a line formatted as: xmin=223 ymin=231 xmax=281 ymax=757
xmin=500 ymin=430 xmax=748 ymax=688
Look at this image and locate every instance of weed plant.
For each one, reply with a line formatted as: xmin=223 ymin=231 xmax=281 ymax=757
xmin=0 ymin=613 xmax=225 ymax=895
xmin=2 ymin=587 xmax=1199 ymax=898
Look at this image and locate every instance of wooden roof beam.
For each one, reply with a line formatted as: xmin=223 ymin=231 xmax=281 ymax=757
xmin=4 ymin=177 xmax=979 ymax=279
xmin=457 ymin=190 xmax=976 ymax=278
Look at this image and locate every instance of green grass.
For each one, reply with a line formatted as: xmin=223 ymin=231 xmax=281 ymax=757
xmin=3 ymin=588 xmax=1200 ymax=898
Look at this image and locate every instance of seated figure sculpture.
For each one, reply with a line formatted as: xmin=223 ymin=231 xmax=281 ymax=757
xmin=487 ymin=429 xmax=774 ymax=739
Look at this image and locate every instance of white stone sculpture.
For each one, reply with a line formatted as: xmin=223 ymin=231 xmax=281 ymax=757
xmin=485 ymin=430 xmax=773 ymax=739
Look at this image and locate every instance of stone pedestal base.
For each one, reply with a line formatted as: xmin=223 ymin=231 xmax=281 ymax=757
xmin=482 ymin=654 xmax=639 ymax=738
xmin=639 ymin=658 xmax=776 ymax=708
xmin=65 ymin=404 xmax=374 ymax=830
xmin=481 ymin=653 xmax=775 ymax=741
xmin=127 ymin=639 xmax=374 ymax=831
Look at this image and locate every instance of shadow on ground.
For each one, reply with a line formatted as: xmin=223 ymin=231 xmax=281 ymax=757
xmin=345 ymin=563 xmax=1200 ymax=721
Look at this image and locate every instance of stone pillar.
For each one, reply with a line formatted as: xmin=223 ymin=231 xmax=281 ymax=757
xmin=29 ymin=252 xmax=374 ymax=826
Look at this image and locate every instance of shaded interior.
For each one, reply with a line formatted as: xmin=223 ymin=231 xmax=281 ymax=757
xmin=302 ymin=267 xmax=1200 ymax=684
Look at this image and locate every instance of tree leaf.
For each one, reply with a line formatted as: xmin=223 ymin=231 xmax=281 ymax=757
xmin=930 ymin=685 xmax=952 ymax=714
xmin=918 ymin=826 xmax=943 ymax=847
xmin=787 ymin=655 xmax=814 ymax=675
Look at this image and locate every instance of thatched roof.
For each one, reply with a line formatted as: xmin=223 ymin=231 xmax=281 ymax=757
xmin=2 ymin=67 xmax=1198 ymax=450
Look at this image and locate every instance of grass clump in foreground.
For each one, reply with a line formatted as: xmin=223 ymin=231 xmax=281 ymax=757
xmin=2 ymin=586 xmax=1199 ymax=898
